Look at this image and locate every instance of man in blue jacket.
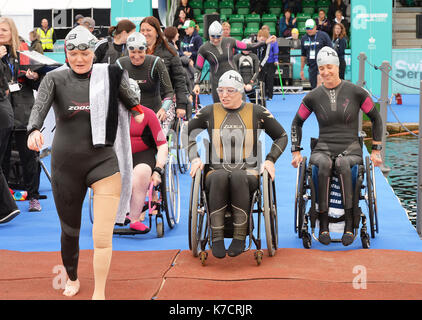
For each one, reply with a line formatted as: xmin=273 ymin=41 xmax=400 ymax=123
xmin=180 ymin=20 xmax=203 ymax=65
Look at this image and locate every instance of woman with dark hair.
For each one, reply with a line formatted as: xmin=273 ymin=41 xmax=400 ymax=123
xmin=94 ymin=19 xmax=136 ymax=64
xmin=332 ymin=23 xmax=348 ymax=80
xmin=174 ymin=0 xmax=194 ymax=20
xmin=140 ymin=16 xmax=188 ymax=120
xmin=279 ymin=9 xmax=297 ymax=37
xmin=173 ymin=8 xmax=188 ymax=40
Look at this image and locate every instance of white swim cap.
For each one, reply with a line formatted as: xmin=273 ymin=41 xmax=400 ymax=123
xmin=218 ymin=70 xmax=244 ymax=93
xmin=127 ymin=32 xmax=147 ymax=51
xmin=208 ymin=21 xmax=223 ymax=37
xmin=65 ymin=25 xmax=97 ymax=51
xmin=317 ymin=46 xmax=339 ymax=67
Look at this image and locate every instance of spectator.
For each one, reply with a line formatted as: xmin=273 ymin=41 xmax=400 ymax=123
xmin=289 ymin=28 xmax=301 ymax=49
xmin=233 ymin=38 xmax=260 ymax=103
xmin=315 ymin=9 xmax=331 ymax=36
xmin=222 ymin=22 xmax=231 ymax=38
xmin=279 ymin=8 xmax=297 ymax=38
xmin=0 ymin=51 xmax=20 ymax=225
xmin=181 ymin=20 xmax=203 ymax=64
xmin=29 ymin=30 xmax=43 ymax=54
xmin=94 ymin=19 xmax=136 ymax=64
xmin=0 ymin=17 xmax=43 ymax=212
xmin=328 ymin=0 xmax=348 ymax=21
xmin=36 ymin=18 xmax=56 ymax=52
xmin=283 ymin=0 xmax=302 ymax=16
xmin=74 ymin=14 xmax=84 ymax=27
xmin=19 ymin=36 xmax=29 ymax=51
xmin=257 ymin=29 xmax=279 ymax=101
xmin=250 ymin=0 xmax=269 ymax=15
xmin=140 ymin=16 xmax=189 ymax=120
xmin=300 ymin=19 xmax=332 ymax=89
xmin=82 ymin=17 xmax=96 ymax=34
xmin=332 ymin=23 xmax=348 ymax=80
xmin=174 ymin=0 xmax=194 ymax=21
xmin=173 ymin=8 xmax=188 ymax=40
xmin=333 ymin=10 xmax=349 ymax=36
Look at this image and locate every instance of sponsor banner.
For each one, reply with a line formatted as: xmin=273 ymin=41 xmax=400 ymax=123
xmin=111 ymin=0 xmax=152 ymax=28
xmin=351 ymin=0 xmax=392 ymax=97
xmin=392 ymin=49 xmax=422 ymax=94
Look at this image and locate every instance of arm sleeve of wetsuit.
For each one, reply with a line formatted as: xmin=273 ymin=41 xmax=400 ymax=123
xmin=260 ymin=43 xmax=271 ymax=67
xmin=251 ymin=53 xmax=260 ymax=85
xmin=194 ymin=51 xmax=205 ymax=85
xmin=256 ymin=105 xmax=288 ymax=163
xmin=27 ymin=73 xmax=55 ymax=134
xmin=169 ymin=54 xmax=188 ymax=111
xmin=187 ymin=105 xmax=210 ymax=161
xmin=360 ymin=94 xmax=383 ymax=142
xmin=154 ymin=58 xmax=174 ymax=111
xmin=291 ymin=98 xmax=313 ymax=152
xmin=118 ymin=70 xmax=144 ymax=116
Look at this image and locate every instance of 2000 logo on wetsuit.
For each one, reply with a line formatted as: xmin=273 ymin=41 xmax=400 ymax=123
xmin=68 ymin=101 xmax=90 ymax=116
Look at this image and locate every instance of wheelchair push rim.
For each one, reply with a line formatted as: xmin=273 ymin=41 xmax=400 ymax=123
xmin=365 ymin=156 xmax=378 ymax=238
xmin=263 ymin=170 xmax=277 ymax=257
xmin=294 ymin=157 xmax=307 ymax=238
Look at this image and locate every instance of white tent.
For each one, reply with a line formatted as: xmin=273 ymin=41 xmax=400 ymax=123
xmin=0 ymin=0 xmax=112 ymax=40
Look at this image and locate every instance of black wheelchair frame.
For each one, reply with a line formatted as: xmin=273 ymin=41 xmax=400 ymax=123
xmin=188 ymin=168 xmax=278 ymax=265
xmin=294 ymin=153 xmax=378 ymax=249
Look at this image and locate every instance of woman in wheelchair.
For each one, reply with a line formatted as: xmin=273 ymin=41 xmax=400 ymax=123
xmin=290 ymin=47 xmax=383 ymax=246
xmin=128 ymin=105 xmax=168 ymax=232
xmin=188 ymin=70 xmax=287 ymax=258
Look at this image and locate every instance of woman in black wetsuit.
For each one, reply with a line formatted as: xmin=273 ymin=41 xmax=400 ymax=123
xmin=291 ymin=47 xmax=383 ymax=246
xmin=189 ymin=70 xmax=288 ymax=259
xmin=27 ymin=26 xmax=144 ymax=299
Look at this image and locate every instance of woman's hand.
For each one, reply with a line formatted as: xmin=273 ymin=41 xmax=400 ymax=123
xmin=244 ymin=84 xmax=252 ymax=92
xmin=370 ymin=150 xmax=383 ymax=167
xmin=0 ymin=45 xmax=7 ymax=59
xmin=291 ymin=151 xmax=303 ymax=168
xmin=266 ymin=35 xmax=277 ymax=44
xmin=151 ymin=171 xmax=162 ymax=187
xmin=27 ymin=130 xmax=44 ymax=152
xmin=26 ymin=69 xmax=39 ymax=80
xmin=176 ymin=108 xmax=186 ymax=119
xmin=263 ymin=160 xmax=276 ymax=181
xmin=189 ymin=157 xmax=204 ymax=177
xmin=134 ymin=113 xmax=144 ymax=124
xmin=193 ymin=84 xmax=200 ymax=95
xmin=157 ymin=108 xmax=167 ymax=122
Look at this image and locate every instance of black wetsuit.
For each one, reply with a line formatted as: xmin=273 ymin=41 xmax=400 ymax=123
xmin=195 ymin=38 xmax=268 ymax=103
xmin=27 ymin=66 xmax=140 ymax=281
xmin=188 ymin=102 xmax=287 ymax=241
xmin=116 ymin=55 xmax=174 ymax=113
xmin=291 ymin=80 xmax=383 ymax=213
xmin=95 ymin=37 xmax=127 ymax=64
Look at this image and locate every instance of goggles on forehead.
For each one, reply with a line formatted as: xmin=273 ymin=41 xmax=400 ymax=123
xmin=66 ymin=43 xmax=90 ymax=51
xmin=128 ymin=45 xmax=146 ymax=51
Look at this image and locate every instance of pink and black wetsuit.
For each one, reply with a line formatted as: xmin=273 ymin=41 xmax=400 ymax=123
xmin=195 ymin=37 xmax=268 ymax=102
xmin=291 ymin=80 xmax=383 ymax=212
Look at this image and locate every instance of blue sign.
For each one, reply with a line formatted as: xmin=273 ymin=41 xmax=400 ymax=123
xmin=111 ymin=0 xmax=152 ymax=28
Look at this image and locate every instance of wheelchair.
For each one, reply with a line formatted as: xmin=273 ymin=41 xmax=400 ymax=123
xmin=188 ymin=167 xmax=278 ymax=266
xmin=294 ymin=138 xmax=378 ymax=249
xmin=169 ymin=116 xmax=189 ymax=174
xmin=88 ymin=146 xmax=181 ymax=237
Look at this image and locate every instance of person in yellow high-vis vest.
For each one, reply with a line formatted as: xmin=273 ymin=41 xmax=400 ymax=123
xmin=36 ymin=19 xmax=56 ymax=52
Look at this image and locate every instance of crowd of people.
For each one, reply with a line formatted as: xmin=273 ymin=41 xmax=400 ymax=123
xmin=0 ymin=0 xmax=384 ymax=301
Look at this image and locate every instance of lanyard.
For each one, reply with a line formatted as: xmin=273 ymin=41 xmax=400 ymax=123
xmin=308 ymin=32 xmax=318 ymax=52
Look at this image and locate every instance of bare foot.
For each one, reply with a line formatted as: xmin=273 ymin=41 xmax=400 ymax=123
xmin=63 ymin=279 xmax=80 ymax=297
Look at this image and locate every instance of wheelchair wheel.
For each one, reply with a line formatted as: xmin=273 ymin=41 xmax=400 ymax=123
xmin=162 ymin=156 xmax=180 ymax=229
xmin=294 ymin=157 xmax=307 ymax=238
xmin=176 ymin=118 xmax=188 ymax=174
xmin=263 ymin=170 xmax=277 ymax=257
xmin=189 ymin=170 xmax=208 ymax=257
xmin=88 ymin=188 xmax=94 ymax=224
xmin=365 ymin=156 xmax=378 ymax=238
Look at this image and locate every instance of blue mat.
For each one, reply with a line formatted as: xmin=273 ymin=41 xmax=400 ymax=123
xmin=1 ymin=93 xmax=420 ymax=252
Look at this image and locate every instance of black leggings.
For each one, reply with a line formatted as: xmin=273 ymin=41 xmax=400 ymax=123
xmin=310 ymin=152 xmax=362 ymax=212
xmin=205 ymin=169 xmax=259 ymax=241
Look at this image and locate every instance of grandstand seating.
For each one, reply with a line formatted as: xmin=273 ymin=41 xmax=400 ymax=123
xmin=189 ymin=0 xmax=351 ymax=40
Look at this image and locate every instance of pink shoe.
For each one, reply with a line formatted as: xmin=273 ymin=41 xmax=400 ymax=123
xmin=129 ymin=221 xmax=150 ymax=234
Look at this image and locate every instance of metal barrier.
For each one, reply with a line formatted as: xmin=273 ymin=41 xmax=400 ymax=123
xmin=358 ymin=52 xmax=421 ymax=237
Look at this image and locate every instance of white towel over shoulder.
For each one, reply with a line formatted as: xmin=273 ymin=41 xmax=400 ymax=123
xmin=90 ymin=63 xmax=133 ymax=224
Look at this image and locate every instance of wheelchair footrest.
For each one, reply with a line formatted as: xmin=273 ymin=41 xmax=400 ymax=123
xmin=113 ymin=227 xmax=150 ymax=235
